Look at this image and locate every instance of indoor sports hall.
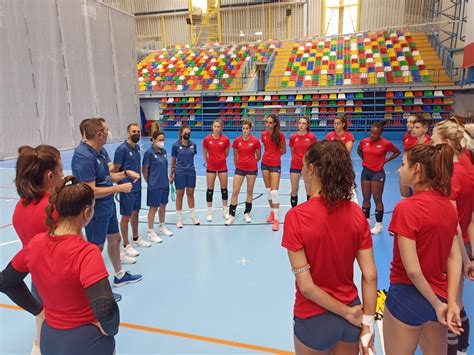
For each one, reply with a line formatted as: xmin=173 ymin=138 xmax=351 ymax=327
xmin=1 ymin=1 xmax=474 ymax=355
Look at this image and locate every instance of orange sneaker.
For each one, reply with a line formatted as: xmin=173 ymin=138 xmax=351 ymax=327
xmin=266 ymin=211 xmax=275 ymax=223
xmin=272 ymin=219 xmax=279 ymax=231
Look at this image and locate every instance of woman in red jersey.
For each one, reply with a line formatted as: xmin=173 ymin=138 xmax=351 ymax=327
xmin=202 ymin=119 xmax=231 ymax=222
xmin=289 ymin=116 xmax=317 ymax=207
xmin=12 ymin=145 xmax=64 ymax=354
xmin=283 ymin=140 xmax=377 ymax=354
xmin=325 ymin=115 xmax=355 ymax=152
xmin=261 ymin=114 xmax=286 ymax=231
xmin=431 ymin=119 xmax=474 ymax=355
xmin=383 ymin=144 xmax=463 ymax=355
xmin=411 ymin=117 xmax=431 ymax=145
xmin=1 ymin=177 xmax=119 ymax=355
xmin=225 ymin=119 xmax=261 ymax=225
xmin=357 ymin=120 xmax=400 ymax=235
xmin=399 ymin=114 xmax=418 ymax=198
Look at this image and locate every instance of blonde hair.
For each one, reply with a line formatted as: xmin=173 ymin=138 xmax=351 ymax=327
xmin=434 ymin=119 xmax=472 ymax=153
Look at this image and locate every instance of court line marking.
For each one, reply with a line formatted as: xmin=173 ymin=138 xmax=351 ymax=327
xmin=0 ymin=223 xmax=13 ymax=230
xmin=0 ymin=303 xmax=293 ymax=354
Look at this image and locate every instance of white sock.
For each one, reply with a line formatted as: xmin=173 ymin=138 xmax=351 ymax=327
xmin=148 ymin=228 xmax=154 ymax=233
xmin=208 ymin=207 xmax=212 ymax=213
xmin=177 ymin=210 xmax=182 ymax=220
xmin=273 ymin=208 xmax=279 ymax=220
xmin=115 ymin=270 xmax=125 ymax=279
xmin=190 ymin=208 xmax=196 ymax=217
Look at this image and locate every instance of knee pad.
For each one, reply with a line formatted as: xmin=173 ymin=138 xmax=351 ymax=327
xmin=206 ymin=189 xmax=214 ymax=203
xmin=221 ymin=188 xmax=228 ymax=201
xmin=266 ymin=188 xmax=272 ymax=201
xmin=270 ymin=190 xmax=279 ymax=204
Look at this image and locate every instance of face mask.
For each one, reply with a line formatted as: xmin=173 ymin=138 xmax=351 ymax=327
xmin=131 ymin=134 xmax=140 ymax=143
xmin=156 ymin=141 xmax=165 ymax=149
xmin=182 ymin=133 xmax=190 ymax=141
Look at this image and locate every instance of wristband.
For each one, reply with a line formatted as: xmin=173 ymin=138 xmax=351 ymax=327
xmin=362 ymin=314 xmax=375 ymax=333
xmin=291 ymin=264 xmax=310 ymax=274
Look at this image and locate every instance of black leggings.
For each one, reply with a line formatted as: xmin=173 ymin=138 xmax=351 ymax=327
xmin=41 ymin=321 xmax=115 ymax=355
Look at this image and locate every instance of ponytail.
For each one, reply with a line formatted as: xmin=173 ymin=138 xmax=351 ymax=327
xmin=46 ymin=176 xmax=94 ymax=234
xmin=267 ymin=114 xmax=281 ymax=146
xmin=406 ymin=144 xmax=454 ymax=196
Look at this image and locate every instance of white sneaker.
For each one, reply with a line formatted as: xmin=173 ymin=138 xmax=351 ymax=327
xmin=225 ymin=216 xmax=235 ymax=225
xmin=206 ymin=212 xmax=213 ymax=222
xmin=223 ymin=207 xmax=230 ymax=219
xmin=371 ymin=222 xmax=383 ymax=235
xmin=159 ymin=225 xmax=174 ymax=236
xmin=124 ymin=243 xmax=139 ymax=257
xmin=176 ymin=219 xmax=183 ymax=228
xmin=367 ymin=218 xmax=371 ymax=225
xmin=120 ymin=250 xmax=136 ymax=264
xmin=31 ymin=342 xmax=40 ymax=355
xmin=191 ymin=215 xmax=200 ymax=225
xmin=133 ymin=237 xmax=151 ymax=248
xmin=147 ymin=230 xmax=163 ymax=243
xmin=243 ymin=213 xmax=252 ymax=223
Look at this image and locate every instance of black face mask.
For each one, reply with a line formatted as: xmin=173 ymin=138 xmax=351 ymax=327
xmin=182 ymin=133 xmax=190 ymax=141
xmin=131 ymin=134 xmax=140 ymax=143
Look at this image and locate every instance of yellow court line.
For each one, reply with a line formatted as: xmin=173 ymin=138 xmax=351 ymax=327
xmin=0 ymin=304 xmax=294 ymax=355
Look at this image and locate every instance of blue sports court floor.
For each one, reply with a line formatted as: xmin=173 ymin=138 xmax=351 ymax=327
xmin=1 ymin=135 xmax=474 ymax=354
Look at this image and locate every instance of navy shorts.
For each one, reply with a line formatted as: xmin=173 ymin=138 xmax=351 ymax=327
xmin=41 ymin=321 xmax=115 ymax=355
xmin=294 ymin=298 xmax=361 ymax=351
xmin=465 ymin=242 xmax=472 ymax=259
xmin=206 ymin=169 xmax=228 ymax=174
xmin=290 ymin=168 xmax=302 ymax=174
xmin=147 ymin=187 xmax=169 ymax=207
xmin=174 ymin=173 xmax=196 ymax=189
xmin=361 ymin=167 xmax=386 ymax=182
xmin=385 ymin=283 xmax=446 ymax=326
xmin=85 ymin=205 xmax=119 ymax=245
xmin=119 ymin=191 xmax=141 ymax=216
xmin=261 ymin=163 xmax=281 ymax=173
xmin=235 ymin=168 xmax=258 ymax=176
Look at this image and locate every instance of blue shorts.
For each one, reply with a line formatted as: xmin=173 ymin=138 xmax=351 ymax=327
xmin=294 ymin=298 xmax=361 ymax=351
xmin=147 ymin=187 xmax=169 ymax=207
xmin=174 ymin=173 xmax=196 ymax=189
xmin=261 ymin=163 xmax=281 ymax=173
xmin=119 ymin=191 xmax=141 ymax=216
xmin=206 ymin=169 xmax=228 ymax=174
xmin=235 ymin=168 xmax=258 ymax=176
xmin=385 ymin=283 xmax=446 ymax=326
xmin=290 ymin=168 xmax=302 ymax=174
xmin=85 ymin=205 xmax=119 ymax=245
xmin=465 ymin=242 xmax=472 ymax=259
xmin=361 ymin=167 xmax=386 ymax=182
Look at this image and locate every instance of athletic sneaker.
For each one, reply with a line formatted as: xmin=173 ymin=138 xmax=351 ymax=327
xmin=113 ymin=292 xmax=122 ymax=302
xmin=159 ymin=225 xmax=174 ymax=236
xmin=225 ymin=216 xmax=235 ymax=225
xmin=272 ymin=219 xmax=279 ymax=232
xmin=133 ymin=237 xmax=151 ymax=248
xmin=191 ymin=215 xmax=200 ymax=225
xmin=176 ymin=219 xmax=183 ymax=228
xmin=147 ymin=229 xmax=163 ymax=243
xmin=120 ymin=250 xmax=136 ymax=265
xmin=206 ymin=212 xmax=213 ymax=222
xmin=266 ymin=211 xmax=275 ymax=223
xmin=124 ymin=243 xmax=139 ymax=257
xmin=371 ymin=222 xmax=383 ymax=235
xmin=113 ymin=271 xmax=142 ymax=287
xmin=366 ymin=218 xmax=371 ymax=225
xmin=243 ymin=213 xmax=252 ymax=223
xmin=223 ymin=207 xmax=230 ymax=219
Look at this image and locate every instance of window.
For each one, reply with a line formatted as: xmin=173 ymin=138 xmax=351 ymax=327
xmin=322 ymin=0 xmax=360 ymax=36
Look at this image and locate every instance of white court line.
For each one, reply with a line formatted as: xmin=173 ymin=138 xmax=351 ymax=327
xmin=0 ymin=239 xmax=21 ymax=247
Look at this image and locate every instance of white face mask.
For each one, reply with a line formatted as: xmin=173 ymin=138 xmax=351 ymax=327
xmin=156 ymin=141 xmax=165 ymax=149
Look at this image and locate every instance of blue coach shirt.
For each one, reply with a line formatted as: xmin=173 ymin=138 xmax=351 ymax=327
xmin=142 ymin=147 xmax=169 ymax=189
xmin=113 ymin=141 xmax=141 ymax=192
xmin=171 ymin=140 xmax=197 ymax=175
xmin=72 ymin=141 xmax=113 ymax=216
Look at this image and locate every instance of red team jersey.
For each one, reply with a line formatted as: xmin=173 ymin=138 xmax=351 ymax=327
xmin=232 ymin=135 xmax=261 ymax=171
xmin=261 ymin=131 xmax=286 ymax=167
xmin=450 ymin=162 xmax=473 ymax=244
xmin=12 ymin=193 xmax=54 ymax=247
xmin=289 ymin=132 xmax=317 ymax=170
xmin=12 ymin=232 xmax=109 ymax=329
xmin=389 ymin=191 xmax=458 ymax=299
xmin=282 ymin=197 xmax=372 ymax=318
xmin=402 ymin=133 xmax=430 ymax=151
xmin=202 ymin=134 xmax=230 ymax=171
xmin=358 ymin=138 xmax=396 ymax=172
xmin=325 ymin=131 xmax=355 ymax=144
